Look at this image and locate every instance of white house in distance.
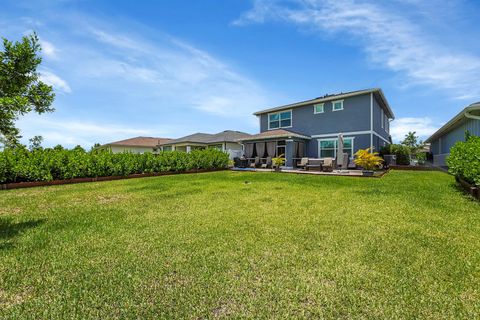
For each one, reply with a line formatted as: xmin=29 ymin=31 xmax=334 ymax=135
xmin=158 ymin=130 xmax=250 ymax=159
xmin=100 ymin=136 xmax=172 ymax=154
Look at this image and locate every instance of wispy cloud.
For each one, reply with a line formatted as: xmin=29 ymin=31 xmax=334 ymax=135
xmin=39 ymin=38 xmax=57 ymax=58
xmin=2 ymin=11 xmax=274 ymax=147
xmin=235 ymin=0 xmax=480 ymax=100
xmin=390 ymin=117 xmax=438 ymax=142
xmin=17 ymin=115 xmax=171 ymax=147
xmin=39 ymin=70 xmax=71 ymax=93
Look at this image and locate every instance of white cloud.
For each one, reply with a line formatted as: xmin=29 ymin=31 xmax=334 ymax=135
xmin=39 ymin=39 xmax=57 ymax=58
xmin=39 ymin=70 xmax=71 ymax=93
xmin=235 ymin=0 xmax=480 ymax=100
xmin=390 ymin=117 xmax=438 ymax=142
xmin=17 ymin=116 xmax=167 ymax=148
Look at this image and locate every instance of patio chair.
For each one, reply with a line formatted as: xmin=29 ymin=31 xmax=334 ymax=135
xmin=233 ymin=157 xmax=242 ymax=168
xmin=261 ymin=157 xmax=272 ymax=169
xmin=305 ymin=159 xmax=322 ymax=171
xmin=296 ymin=157 xmax=309 ymax=170
xmin=250 ymin=156 xmax=260 ymax=168
xmin=322 ymin=157 xmax=335 ymax=172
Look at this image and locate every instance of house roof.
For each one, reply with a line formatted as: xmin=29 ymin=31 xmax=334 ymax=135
xmin=104 ymin=136 xmax=172 ymax=148
xmin=425 ymin=102 xmax=480 ymax=143
xmin=159 ymin=130 xmax=251 ymax=146
xmin=253 ymin=88 xmax=395 ymax=119
xmin=237 ymin=129 xmax=311 ymax=142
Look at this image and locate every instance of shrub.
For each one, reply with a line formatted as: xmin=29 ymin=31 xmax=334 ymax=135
xmin=0 ymin=148 xmax=229 ymax=184
xmin=447 ymin=135 xmax=480 ymax=186
xmin=354 ymin=148 xmax=383 ymax=170
xmin=380 ymin=144 xmax=411 ymax=165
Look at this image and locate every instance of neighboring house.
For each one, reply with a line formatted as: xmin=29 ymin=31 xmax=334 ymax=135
xmin=239 ymin=88 xmax=395 ymax=167
xmin=100 ymin=136 xmax=172 ymax=154
xmin=425 ymin=102 xmax=480 ymax=166
xmin=158 ymin=130 xmax=251 ymax=159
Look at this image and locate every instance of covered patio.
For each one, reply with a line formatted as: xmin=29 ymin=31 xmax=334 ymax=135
xmin=237 ymin=129 xmax=311 ymax=168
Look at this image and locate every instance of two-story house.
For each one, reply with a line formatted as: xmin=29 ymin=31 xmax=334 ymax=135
xmin=239 ymin=88 xmax=395 ymax=167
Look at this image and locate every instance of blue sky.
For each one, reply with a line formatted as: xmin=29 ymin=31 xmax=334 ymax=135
xmin=2 ymin=0 xmax=480 ymax=147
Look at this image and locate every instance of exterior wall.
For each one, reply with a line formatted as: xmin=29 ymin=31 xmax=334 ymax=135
xmin=225 ymin=142 xmax=243 ymax=159
xmin=259 ymin=93 xmax=372 ymax=135
xmin=372 ymin=95 xmax=390 ymax=141
xmin=109 ymin=146 xmax=155 ymax=154
xmin=430 ymin=118 xmax=480 ymax=166
xmin=258 ymin=93 xmax=392 ymax=158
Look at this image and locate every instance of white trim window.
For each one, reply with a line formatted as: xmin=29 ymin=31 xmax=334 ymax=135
xmin=268 ymin=110 xmax=292 ymax=130
xmin=318 ymin=137 xmax=354 ymax=158
xmin=314 ymin=103 xmax=324 ymax=114
xmin=332 ymin=100 xmax=344 ymax=111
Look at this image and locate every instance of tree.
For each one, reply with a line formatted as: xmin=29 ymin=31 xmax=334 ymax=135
xmin=28 ymin=135 xmax=43 ymax=151
xmin=401 ymin=131 xmax=420 ymax=152
xmin=0 ymin=32 xmax=55 ymax=144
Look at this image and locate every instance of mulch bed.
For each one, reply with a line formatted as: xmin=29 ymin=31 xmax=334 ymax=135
xmin=455 ymin=176 xmax=480 ymax=201
xmin=0 ymin=168 xmax=226 ymax=191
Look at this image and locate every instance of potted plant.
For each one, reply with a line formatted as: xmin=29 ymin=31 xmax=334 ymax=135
xmin=354 ymin=148 xmax=383 ymax=176
xmin=272 ymin=155 xmax=285 ymax=171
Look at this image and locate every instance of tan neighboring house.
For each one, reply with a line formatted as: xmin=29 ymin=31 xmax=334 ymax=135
xmin=158 ymin=130 xmax=251 ymax=159
xmin=100 ymin=136 xmax=172 ymax=154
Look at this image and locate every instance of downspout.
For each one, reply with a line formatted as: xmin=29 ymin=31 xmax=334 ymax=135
xmin=370 ymin=92 xmax=373 ymax=150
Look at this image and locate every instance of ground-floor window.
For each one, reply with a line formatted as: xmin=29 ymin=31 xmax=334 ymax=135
xmin=318 ymin=138 xmax=353 ymax=158
xmin=162 ymin=146 xmax=172 ymax=152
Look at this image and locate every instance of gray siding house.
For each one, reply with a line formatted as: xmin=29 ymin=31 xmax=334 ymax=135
xmin=425 ymin=102 xmax=480 ymax=166
xmin=158 ymin=130 xmax=251 ymax=159
xmin=239 ymin=88 xmax=394 ymax=167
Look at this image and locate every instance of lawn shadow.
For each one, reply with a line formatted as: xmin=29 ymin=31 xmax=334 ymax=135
xmin=450 ymin=182 xmax=480 ymax=203
xmin=0 ymin=217 xmax=46 ymax=250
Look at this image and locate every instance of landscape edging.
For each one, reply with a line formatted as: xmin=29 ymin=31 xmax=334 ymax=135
xmin=0 ymin=168 xmax=227 ymax=190
xmin=455 ymin=176 xmax=480 ymax=201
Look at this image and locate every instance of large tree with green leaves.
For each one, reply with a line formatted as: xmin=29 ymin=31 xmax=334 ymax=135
xmin=0 ymin=32 xmax=55 ymax=146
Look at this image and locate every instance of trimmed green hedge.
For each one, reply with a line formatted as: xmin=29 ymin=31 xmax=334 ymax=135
xmin=447 ymin=135 xmax=480 ymax=186
xmin=0 ymin=147 xmax=229 ymax=183
xmin=379 ymin=144 xmax=411 ymax=165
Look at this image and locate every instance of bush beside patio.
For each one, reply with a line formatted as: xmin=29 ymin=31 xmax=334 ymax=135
xmin=447 ymin=135 xmax=480 ymax=187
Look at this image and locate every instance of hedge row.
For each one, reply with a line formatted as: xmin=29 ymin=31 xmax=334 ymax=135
xmin=447 ymin=135 xmax=480 ymax=186
xmin=379 ymin=144 xmax=411 ymax=165
xmin=0 ymin=147 xmax=229 ymax=183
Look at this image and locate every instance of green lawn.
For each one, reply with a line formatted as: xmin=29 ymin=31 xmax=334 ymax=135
xmin=0 ymin=170 xmax=479 ymax=319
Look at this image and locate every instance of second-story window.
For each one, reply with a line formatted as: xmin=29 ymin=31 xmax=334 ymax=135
xmin=314 ymin=103 xmax=324 ymax=114
xmin=332 ymin=100 xmax=344 ymax=111
xmin=268 ymin=110 xmax=292 ymax=129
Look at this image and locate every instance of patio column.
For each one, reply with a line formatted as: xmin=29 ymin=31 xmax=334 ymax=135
xmin=186 ymin=146 xmax=191 ymax=153
xmin=285 ymin=139 xmax=294 ymax=168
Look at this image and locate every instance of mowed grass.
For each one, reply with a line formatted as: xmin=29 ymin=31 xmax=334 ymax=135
xmin=0 ymin=170 xmax=479 ymax=319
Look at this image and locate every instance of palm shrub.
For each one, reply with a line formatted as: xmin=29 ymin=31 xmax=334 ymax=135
xmin=354 ymin=148 xmax=383 ymax=171
xmin=447 ymin=135 xmax=480 ymax=186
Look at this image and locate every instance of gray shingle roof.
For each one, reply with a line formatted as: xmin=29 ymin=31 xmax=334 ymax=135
xmin=159 ymin=130 xmax=251 ymax=146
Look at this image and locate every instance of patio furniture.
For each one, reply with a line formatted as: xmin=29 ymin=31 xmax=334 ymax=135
xmin=305 ymin=159 xmax=322 ymax=171
xmin=261 ymin=157 xmax=272 ymax=169
xmin=347 ymin=160 xmax=357 ymax=169
xmin=250 ymin=157 xmax=260 ymax=168
xmin=296 ymin=157 xmax=309 ymax=170
xmin=322 ymin=157 xmax=335 ymax=172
